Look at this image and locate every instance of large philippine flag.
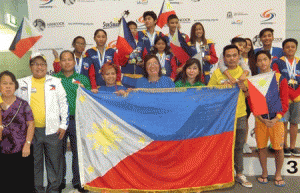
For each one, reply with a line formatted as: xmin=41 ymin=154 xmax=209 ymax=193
xmin=116 ymin=17 xmax=136 ymax=66
xmin=76 ymin=86 xmax=240 ymax=192
xmin=9 ymin=17 xmax=42 ymax=58
xmin=247 ymin=71 xmax=282 ymax=116
xmin=156 ymin=0 xmax=176 ymax=28
xmin=170 ymin=29 xmax=196 ymax=64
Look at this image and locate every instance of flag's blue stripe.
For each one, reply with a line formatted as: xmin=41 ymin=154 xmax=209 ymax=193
xmin=266 ymin=75 xmax=282 ymax=114
xmin=9 ymin=19 xmax=24 ymax=51
xmin=178 ymin=29 xmax=197 ymax=57
xmin=123 ymin=17 xmax=136 ymax=49
xmin=84 ymin=87 xmax=239 ymax=141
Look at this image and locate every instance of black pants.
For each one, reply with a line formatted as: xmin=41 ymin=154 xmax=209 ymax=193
xmin=0 ymin=148 xmax=34 ymax=192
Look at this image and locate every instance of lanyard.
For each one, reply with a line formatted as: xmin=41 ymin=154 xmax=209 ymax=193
xmin=75 ymin=55 xmax=83 ymax=74
xmin=97 ymin=48 xmax=106 ymax=68
xmin=285 ymin=57 xmax=296 ymax=79
xmin=157 ymin=53 xmax=166 ymax=68
xmin=196 ymin=41 xmax=202 ymax=53
xmin=147 ymin=31 xmax=156 ymax=47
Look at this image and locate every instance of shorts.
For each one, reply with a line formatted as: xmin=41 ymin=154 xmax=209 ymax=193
xmin=283 ymin=101 xmax=300 ymax=124
xmin=255 ymin=118 xmax=284 ymax=150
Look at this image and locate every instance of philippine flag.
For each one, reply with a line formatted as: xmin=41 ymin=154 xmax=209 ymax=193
xmin=247 ymin=71 xmax=282 ymax=116
xmin=76 ymin=86 xmax=239 ymax=192
xmin=9 ymin=17 xmax=42 ymax=58
xmin=170 ymin=29 xmax=196 ymax=64
xmin=156 ymin=0 xmax=176 ymax=28
xmin=116 ymin=17 xmax=136 ymax=66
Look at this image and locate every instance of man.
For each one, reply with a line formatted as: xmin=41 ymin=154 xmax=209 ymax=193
xmin=165 ymin=14 xmax=190 ymax=46
xmin=254 ymin=28 xmax=284 ymax=62
xmin=208 ymin=45 xmax=252 ymax=188
xmin=53 ymin=50 xmax=91 ymax=192
xmin=15 ymin=53 xmax=69 ymax=193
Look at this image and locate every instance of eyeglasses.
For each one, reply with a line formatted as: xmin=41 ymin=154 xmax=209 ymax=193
xmin=75 ymin=42 xmax=86 ymax=46
xmin=31 ymin=63 xmax=47 ymax=67
xmin=147 ymin=62 xmax=159 ymax=66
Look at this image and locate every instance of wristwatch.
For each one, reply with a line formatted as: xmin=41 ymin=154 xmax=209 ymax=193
xmin=26 ymin=141 xmax=31 ymax=144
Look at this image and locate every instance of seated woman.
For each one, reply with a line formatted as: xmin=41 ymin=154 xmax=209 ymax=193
xmin=99 ymin=63 xmax=129 ymax=97
xmin=135 ymin=54 xmax=175 ymax=88
xmin=175 ymin=58 xmax=205 ymax=87
xmin=0 ymin=71 xmax=35 ymax=192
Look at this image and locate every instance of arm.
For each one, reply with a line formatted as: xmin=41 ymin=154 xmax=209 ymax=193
xmin=206 ymin=44 xmax=218 ymax=64
xmin=56 ymin=79 xmax=69 ymax=139
xmin=113 ymin=51 xmax=122 ymax=85
xmin=272 ymin=62 xmax=281 ymax=74
xmin=277 ymin=78 xmax=289 ymax=119
xmin=88 ymin=64 xmax=98 ymax=92
xmin=81 ymin=75 xmax=92 ymax=90
xmin=170 ymin=56 xmax=178 ymax=81
xmin=22 ymin=120 xmax=35 ymax=157
xmin=218 ymin=54 xmax=228 ymax=72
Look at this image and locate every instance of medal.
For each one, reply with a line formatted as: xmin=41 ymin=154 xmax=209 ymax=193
xmin=161 ymin=67 xmax=167 ymax=75
xmin=289 ymin=79 xmax=297 ymax=85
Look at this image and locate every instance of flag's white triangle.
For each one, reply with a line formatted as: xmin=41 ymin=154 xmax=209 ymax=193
xmin=248 ymin=71 xmax=275 ymax=97
xmin=171 ymin=29 xmax=180 ymax=47
xmin=21 ymin=17 xmax=42 ymax=39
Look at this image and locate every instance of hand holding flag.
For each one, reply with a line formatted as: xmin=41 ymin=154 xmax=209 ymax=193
xmin=156 ymin=0 xmax=176 ymax=28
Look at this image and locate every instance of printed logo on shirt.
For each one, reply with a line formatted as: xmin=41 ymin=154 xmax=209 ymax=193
xmin=92 ymin=55 xmax=98 ymax=59
xmin=50 ymin=85 xmax=56 ymax=90
xmin=142 ymin=36 xmax=149 ymax=41
xmin=83 ymin=62 xmax=89 ymax=70
xmin=296 ymin=70 xmax=300 ymax=75
xmin=72 ymin=79 xmax=81 ymax=85
xmin=166 ymin=55 xmax=170 ymax=60
xmin=21 ymin=87 xmax=28 ymax=91
xmin=31 ymin=87 xmax=37 ymax=93
xmin=282 ymin=69 xmax=288 ymax=73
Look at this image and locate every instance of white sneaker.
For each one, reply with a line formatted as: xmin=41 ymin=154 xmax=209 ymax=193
xmin=243 ymin=143 xmax=252 ymax=154
xmin=236 ymin=174 xmax=253 ymax=188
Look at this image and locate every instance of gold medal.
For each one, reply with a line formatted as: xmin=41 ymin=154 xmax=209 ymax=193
xmin=161 ymin=67 xmax=167 ymax=75
xmin=289 ymin=79 xmax=297 ymax=85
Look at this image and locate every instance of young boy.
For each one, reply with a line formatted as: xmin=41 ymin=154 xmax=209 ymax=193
xmin=209 ymin=45 xmax=252 ymax=188
xmin=248 ymin=50 xmax=288 ymax=187
xmin=272 ymin=38 xmax=300 ymax=156
xmin=136 ymin=11 xmax=163 ymax=58
xmin=254 ymin=28 xmax=284 ymax=62
xmin=165 ymin=14 xmax=190 ymax=46
xmin=127 ymin=21 xmax=138 ymax=44
xmin=218 ymin=37 xmax=250 ymax=84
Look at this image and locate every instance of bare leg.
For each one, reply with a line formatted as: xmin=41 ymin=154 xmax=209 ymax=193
xmin=257 ymin=148 xmax=268 ymax=182
xmin=274 ymin=149 xmax=285 ymax=186
xmin=290 ymin=123 xmax=298 ymax=149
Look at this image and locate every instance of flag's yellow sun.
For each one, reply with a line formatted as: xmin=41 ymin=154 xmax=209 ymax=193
xmin=87 ymin=119 xmax=123 ymax=154
xmin=258 ymin=78 xmax=267 ymax=87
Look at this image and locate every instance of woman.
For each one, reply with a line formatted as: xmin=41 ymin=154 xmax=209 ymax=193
xmin=52 ymin=36 xmax=90 ymax=76
xmin=175 ymin=58 xmax=205 ymax=87
xmin=243 ymin=38 xmax=257 ymax=76
xmin=86 ymin=29 xmax=121 ymax=93
xmin=0 ymin=71 xmax=35 ymax=192
xmin=99 ymin=63 xmax=129 ymax=97
xmin=135 ymin=54 xmax=175 ymax=88
xmin=189 ymin=22 xmax=218 ymax=84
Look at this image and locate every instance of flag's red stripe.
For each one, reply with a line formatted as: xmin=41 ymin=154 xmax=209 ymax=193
xmin=86 ymin=131 xmax=234 ymax=190
xmin=248 ymin=80 xmax=269 ymax=115
xmin=170 ymin=43 xmax=190 ymax=64
xmin=157 ymin=11 xmax=176 ymax=28
xmin=11 ymin=36 xmax=42 ymax=58
xmin=116 ymin=36 xmax=133 ymax=66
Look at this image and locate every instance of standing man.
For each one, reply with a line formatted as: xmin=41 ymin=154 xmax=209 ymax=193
xmin=15 ymin=53 xmax=69 ymax=193
xmin=53 ymin=50 xmax=91 ymax=192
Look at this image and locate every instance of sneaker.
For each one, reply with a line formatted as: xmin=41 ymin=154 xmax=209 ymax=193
xmin=291 ymin=148 xmax=300 ymax=157
xmin=284 ymin=148 xmax=292 ymax=157
xmin=243 ymin=143 xmax=252 ymax=154
xmin=74 ymin=184 xmax=89 ymax=193
xmin=236 ymin=175 xmax=253 ymax=188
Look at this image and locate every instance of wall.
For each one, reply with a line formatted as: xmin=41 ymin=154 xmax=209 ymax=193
xmin=286 ymin=0 xmax=300 ymax=57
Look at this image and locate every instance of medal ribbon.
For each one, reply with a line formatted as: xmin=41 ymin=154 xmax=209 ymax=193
xmin=75 ymin=55 xmax=83 ymax=74
xmin=147 ymin=31 xmax=156 ymax=47
xmin=97 ymin=48 xmax=106 ymax=68
xmin=157 ymin=53 xmax=166 ymax=68
xmin=285 ymin=57 xmax=296 ymax=79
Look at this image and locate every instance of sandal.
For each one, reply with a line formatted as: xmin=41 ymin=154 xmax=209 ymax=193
xmin=257 ymin=176 xmax=269 ymax=184
xmin=274 ymin=178 xmax=286 ymax=187
xmin=236 ymin=174 xmax=253 ymax=188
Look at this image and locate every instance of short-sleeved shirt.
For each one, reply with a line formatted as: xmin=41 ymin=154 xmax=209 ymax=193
xmin=0 ymin=97 xmax=34 ymax=154
xmin=208 ymin=66 xmax=246 ymax=118
xmin=135 ymin=76 xmax=175 ymax=88
xmin=53 ymin=71 xmax=91 ymax=116
xmin=175 ymin=80 xmax=205 ymax=87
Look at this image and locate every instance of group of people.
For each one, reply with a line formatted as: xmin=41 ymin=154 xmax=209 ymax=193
xmin=0 ymin=10 xmax=299 ymax=193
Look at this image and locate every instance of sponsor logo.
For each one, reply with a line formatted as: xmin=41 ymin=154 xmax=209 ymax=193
xmin=33 ymin=19 xmax=46 ymax=31
xmin=234 ymin=12 xmax=248 ymax=16
xmin=137 ymin=0 xmax=148 ymax=4
xmin=227 ymin=12 xmax=233 ymax=19
xmin=261 ymin=9 xmax=276 ymax=24
xmin=47 ymin=22 xmax=65 ymax=28
xmin=194 ymin=18 xmax=218 ymax=22
xmin=108 ymin=40 xmax=117 ymax=49
xmin=169 ymin=0 xmax=183 ymax=4
xmin=63 ymin=0 xmax=76 ymax=5
xmin=252 ymin=35 xmax=262 ymax=47
xmin=232 ymin=20 xmax=243 ymax=25
xmin=103 ymin=18 xmax=120 ymax=29
xmin=68 ymin=22 xmax=94 ymax=26
xmin=179 ymin=18 xmax=191 ymax=23
xmin=40 ymin=0 xmax=54 ymax=5
xmin=136 ymin=16 xmax=146 ymax=30
xmin=191 ymin=0 xmax=201 ymax=2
